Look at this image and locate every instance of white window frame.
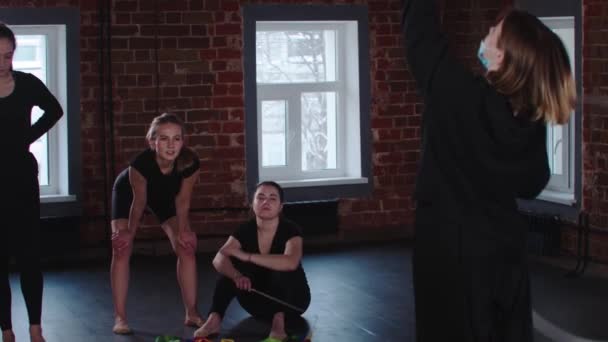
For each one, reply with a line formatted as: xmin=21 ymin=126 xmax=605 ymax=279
xmin=256 ymin=21 xmax=366 ymax=187
xmin=11 ymin=24 xmax=71 ymax=200
xmin=537 ymin=17 xmax=576 ymax=205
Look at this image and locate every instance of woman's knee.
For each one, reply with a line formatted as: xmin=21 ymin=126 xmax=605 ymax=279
xmin=175 ymin=245 xmax=196 ymax=260
xmin=112 ymin=245 xmax=133 ymax=261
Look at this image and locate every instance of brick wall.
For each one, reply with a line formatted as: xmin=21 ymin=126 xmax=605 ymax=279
xmin=442 ymin=0 xmax=506 ymax=72
xmin=579 ymin=0 xmax=608 ymax=261
xmin=0 ymin=0 xmax=418 ymax=246
xmin=105 ymin=0 xmax=417 ymax=239
xmin=2 ymin=0 xmax=607 ymax=261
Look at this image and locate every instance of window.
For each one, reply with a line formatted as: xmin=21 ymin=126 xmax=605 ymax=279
xmin=538 ymin=17 xmax=576 ymax=205
xmin=244 ymin=5 xmax=372 ymax=201
xmin=12 ymin=25 xmax=67 ymax=197
xmin=256 ymin=22 xmax=352 ymax=182
xmin=2 ymin=8 xmax=82 ymax=217
xmin=515 ymin=0 xmax=582 ymax=220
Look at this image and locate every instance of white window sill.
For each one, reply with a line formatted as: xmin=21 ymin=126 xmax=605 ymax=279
xmin=537 ymin=189 xmax=576 ymax=206
xmin=277 ymin=177 xmax=368 ymax=188
xmin=40 ymin=194 xmax=77 ymax=203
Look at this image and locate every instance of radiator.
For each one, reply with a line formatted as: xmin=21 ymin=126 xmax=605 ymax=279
xmin=521 ymin=212 xmax=562 ymax=257
xmin=282 ymin=200 xmax=339 ymax=237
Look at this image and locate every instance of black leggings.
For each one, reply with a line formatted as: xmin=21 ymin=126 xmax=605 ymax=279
xmin=209 ymin=263 xmax=310 ymax=321
xmin=0 ymin=166 xmax=43 ymax=331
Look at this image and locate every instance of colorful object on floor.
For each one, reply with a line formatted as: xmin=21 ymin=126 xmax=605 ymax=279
xmin=286 ymin=334 xmax=312 ymax=342
xmin=220 ymin=339 xmax=235 ymax=342
xmin=154 ymin=335 xmax=181 ymax=342
xmin=258 ymin=338 xmax=284 ymax=342
xmin=183 ymin=336 xmax=214 ymax=342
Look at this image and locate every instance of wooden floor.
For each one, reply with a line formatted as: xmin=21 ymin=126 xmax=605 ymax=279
xmin=6 ymin=242 xmax=608 ymax=341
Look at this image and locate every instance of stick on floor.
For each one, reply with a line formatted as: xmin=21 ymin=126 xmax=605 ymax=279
xmin=251 ymin=288 xmax=305 ymax=313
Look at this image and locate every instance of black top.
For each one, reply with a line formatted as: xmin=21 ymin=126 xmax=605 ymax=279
xmin=130 ymin=148 xmax=200 ymax=209
xmin=0 ymin=71 xmax=63 ymax=164
xmin=233 ymin=218 xmax=308 ymax=282
xmin=402 ymin=1 xmax=549 ymax=246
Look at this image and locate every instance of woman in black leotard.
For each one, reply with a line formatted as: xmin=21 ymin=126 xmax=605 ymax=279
xmin=194 ymin=181 xmax=310 ymax=341
xmin=0 ymin=23 xmax=63 ymax=342
xmin=110 ymin=113 xmax=203 ymax=334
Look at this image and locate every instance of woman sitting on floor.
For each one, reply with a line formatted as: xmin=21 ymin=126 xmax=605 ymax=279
xmin=194 ymin=181 xmax=311 ymax=341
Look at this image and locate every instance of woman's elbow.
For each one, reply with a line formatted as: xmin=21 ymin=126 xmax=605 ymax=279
xmin=285 ymin=257 xmax=300 ymax=271
xmin=212 ymin=254 xmax=223 ymax=271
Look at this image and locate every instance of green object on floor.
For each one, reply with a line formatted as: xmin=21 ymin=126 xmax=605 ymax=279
xmin=260 ymin=335 xmax=305 ymax=342
xmin=258 ymin=338 xmax=285 ymax=342
xmin=154 ymin=335 xmax=181 ymax=342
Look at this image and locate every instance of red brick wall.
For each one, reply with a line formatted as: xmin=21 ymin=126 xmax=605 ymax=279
xmin=3 ymin=0 xmax=607 ymax=261
xmin=442 ymin=0 xmax=506 ymax=72
xmin=105 ymin=0 xmax=417 ymax=239
xmin=579 ymin=0 xmax=608 ymax=262
xmin=108 ymin=0 xmax=252 ymax=241
xmin=0 ymin=0 xmax=418 ymax=245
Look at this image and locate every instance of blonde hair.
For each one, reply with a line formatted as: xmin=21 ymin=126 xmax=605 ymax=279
xmin=487 ymin=9 xmax=576 ymax=124
xmin=146 ymin=113 xmax=198 ymax=173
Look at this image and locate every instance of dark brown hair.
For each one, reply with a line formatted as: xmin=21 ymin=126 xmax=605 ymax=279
xmin=253 ymin=181 xmax=285 ymax=204
xmin=0 ymin=23 xmax=16 ymax=50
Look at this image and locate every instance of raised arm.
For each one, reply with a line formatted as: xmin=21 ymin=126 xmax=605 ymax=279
xmin=402 ymin=0 xmax=476 ymax=102
xmin=402 ymin=0 xmax=448 ymax=96
xmin=29 ymin=74 xmax=63 ymax=144
xmin=127 ymin=167 xmax=147 ymax=232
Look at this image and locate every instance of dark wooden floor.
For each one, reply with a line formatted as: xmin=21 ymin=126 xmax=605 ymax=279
xmin=6 ymin=242 xmax=608 ymax=341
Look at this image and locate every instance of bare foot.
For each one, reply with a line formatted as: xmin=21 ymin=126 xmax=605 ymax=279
xmin=112 ymin=316 xmax=132 ymax=335
xmin=29 ymin=325 xmax=45 ymax=342
xmin=193 ymin=312 xmax=221 ymax=337
xmin=184 ymin=313 xmax=205 ymax=327
xmin=269 ymin=312 xmax=287 ymax=340
xmin=2 ymin=330 xmax=15 ymax=342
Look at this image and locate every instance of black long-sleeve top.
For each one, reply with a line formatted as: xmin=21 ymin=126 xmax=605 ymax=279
xmin=402 ymin=0 xmax=550 ymax=249
xmin=0 ymin=71 xmax=63 ymax=165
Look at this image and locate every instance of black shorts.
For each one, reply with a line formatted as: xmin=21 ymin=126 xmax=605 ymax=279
xmin=111 ymin=168 xmax=176 ymax=224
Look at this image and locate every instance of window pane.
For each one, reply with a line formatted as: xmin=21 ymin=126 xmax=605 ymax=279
xmin=261 ymin=100 xmax=287 ymax=167
xmin=256 ymin=29 xmax=336 ymax=83
xmin=547 ymin=124 xmax=563 ymax=176
xmin=541 ymin=17 xmax=575 ymax=195
xmin=13 ymin=34 xmax=49 ymax=186
xmin=13 ymin=35 xmax=46 ymax=72
xmin=13 ymin=45 xmax=38 ymax=62
xmin=301 ymin=92 xmax=337 ymax=171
